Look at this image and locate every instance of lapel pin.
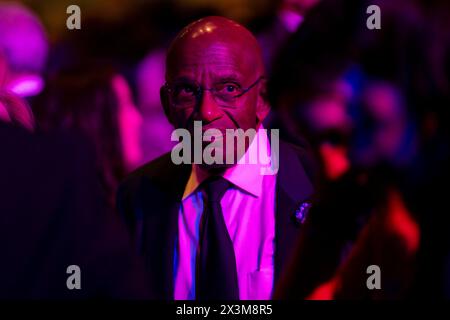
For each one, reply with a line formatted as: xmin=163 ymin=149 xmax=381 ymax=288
xmin=294 ymin=201 xmax=312 ymax=225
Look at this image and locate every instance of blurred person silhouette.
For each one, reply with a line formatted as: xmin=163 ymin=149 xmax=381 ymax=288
xmin=270 ymin=0 xmax=439 ymax=299
xmin=350 ymin=81 xmax=418 ymax=170
xmin=0 ymin=120 xmax=152 ymax=299
xmin=257 ymin=0 xmax=321 ymax=73
xmin=401 ymin=0 xmax=450 ymax=299
xmin=268 ymin=0 xmax=366 ymax=180
xmin=0 ymin=90 xmax=35 ymax=131
xmin=34 ymin=63 xmax=144 ymax=207
xmin=0 ymin=2 xmax=48 ymax=98
xmin=136 ymin=49 xmax=175 ymax=161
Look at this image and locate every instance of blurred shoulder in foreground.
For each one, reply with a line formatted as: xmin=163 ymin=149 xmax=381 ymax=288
xmin=0 ymin=122 xmax=152 ymax=299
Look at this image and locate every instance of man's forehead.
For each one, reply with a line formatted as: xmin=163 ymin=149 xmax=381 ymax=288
xmin=166 ymin=43 xmax=255 ymax=81
xmin=175 ymin=42 xmax=244 ymax=62
xmin=166 ymin=16 xmax=264 ymax=80
xmin=169 ymin=68 xmax=245 ymax=83
xmin=172 ymin=16 xmax=256 ymax=48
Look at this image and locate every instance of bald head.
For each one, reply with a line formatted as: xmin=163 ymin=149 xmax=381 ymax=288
xmin=166 ymin=16 xmax=265 ymax=80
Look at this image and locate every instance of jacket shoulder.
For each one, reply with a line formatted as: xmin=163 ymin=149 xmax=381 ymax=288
xmin=120 ymin=152 xmax=174 ymax=192
xmin=116 ymin=152 xmax=191 ymax=214
xmin=279 ymin=139 xmax=319 ymax=185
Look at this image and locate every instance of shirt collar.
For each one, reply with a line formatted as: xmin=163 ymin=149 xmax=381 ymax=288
xmin=182 ymin=125 xmax=271 ymax=200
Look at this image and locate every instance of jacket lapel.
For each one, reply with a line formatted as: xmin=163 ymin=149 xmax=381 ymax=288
xmin=139 ymin=158 xmax=191 ymax=299
xmin=274 ymin=140 xmax=315 ymax=283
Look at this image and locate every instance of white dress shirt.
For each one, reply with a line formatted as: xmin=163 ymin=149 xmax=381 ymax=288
xmin=173 ymin=126 xmax=277 ymax=300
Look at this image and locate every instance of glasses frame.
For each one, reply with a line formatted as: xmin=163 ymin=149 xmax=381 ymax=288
xmin=164 ymin=75 xmax=266 ymax=109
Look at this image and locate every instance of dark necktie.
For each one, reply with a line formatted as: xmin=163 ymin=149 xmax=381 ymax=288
xmin=196 ymin=176 xmax=239 ymax=300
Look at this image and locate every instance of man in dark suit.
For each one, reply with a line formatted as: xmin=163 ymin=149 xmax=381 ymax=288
xmin=0 ymin=122 xmax=152 ymax=299
xmin=117 ymin=16 xmax=315 ymax=300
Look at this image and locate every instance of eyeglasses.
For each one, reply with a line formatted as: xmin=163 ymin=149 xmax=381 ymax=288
xmin=164 ymin=76 xmax=265 ymax=109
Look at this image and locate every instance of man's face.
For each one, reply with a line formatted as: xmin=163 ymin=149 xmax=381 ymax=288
xmin=163 ymin=36 xmax=268 ymax=169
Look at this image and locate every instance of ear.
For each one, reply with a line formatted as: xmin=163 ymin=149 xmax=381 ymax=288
xmin=160 ymin=85 xmax=175 ymax=126
xmin=256 ymin=78 xmax=270 ymax=123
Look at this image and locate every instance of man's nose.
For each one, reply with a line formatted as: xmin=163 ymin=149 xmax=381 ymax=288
xmin=195 ymin=90 xmax=222 ymax=123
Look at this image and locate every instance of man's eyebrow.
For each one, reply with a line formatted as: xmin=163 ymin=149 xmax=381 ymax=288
xmin=170 ymin=74 xmax=243 ymax=84
xmin=214 ymin=74 xmax=243 ymax=83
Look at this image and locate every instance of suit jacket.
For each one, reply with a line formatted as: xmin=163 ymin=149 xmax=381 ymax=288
xmin=117 ymin=139 xmax=316 ymax=299
xmin=0 ymin=123 xmax=152 ymax=299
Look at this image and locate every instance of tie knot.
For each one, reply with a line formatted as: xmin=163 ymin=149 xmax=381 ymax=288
xmin=202 ymin=176 xmax=230 ymax=203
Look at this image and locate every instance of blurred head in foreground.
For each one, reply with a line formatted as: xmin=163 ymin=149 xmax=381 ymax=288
xmin=0 ymin=2 xmax=48 ymax=97
xmin=34 ymin=63 xmax=143 ymax=206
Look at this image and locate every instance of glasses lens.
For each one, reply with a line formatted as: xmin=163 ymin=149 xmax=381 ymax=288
xmin=213 ymin=83 xmax=243 ymax=103
xmin=168 ymin=81 xmax=250 ymax=107
xmin=170 ymin=82 xmax=198 ymax=107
